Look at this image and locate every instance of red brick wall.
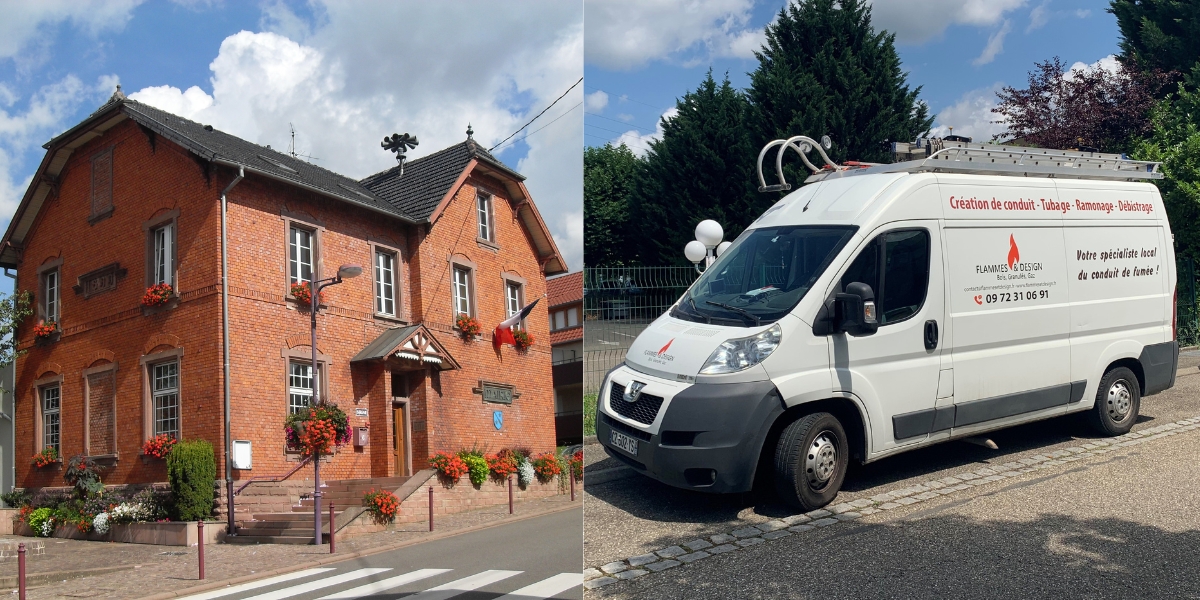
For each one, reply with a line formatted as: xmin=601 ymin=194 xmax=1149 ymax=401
xmin=14 ymin=116 xmax=558 ymax=490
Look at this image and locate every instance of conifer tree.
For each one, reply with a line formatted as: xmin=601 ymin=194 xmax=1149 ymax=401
xmin=1110 ymin=0 xmax=1200 ymax=87
xmin=748 ymin=0 xmax=931 ymax=165
xmin=630 ymin=71 xmax=760 ymax=265
xmin=584 ymin=143 xmax=640 ymax=266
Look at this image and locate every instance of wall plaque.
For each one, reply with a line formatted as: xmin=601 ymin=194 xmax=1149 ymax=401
xmin=73 ymin=263 xmax=127 ymax=299
xmin=480 ymin=382 xmax=514 ymax=405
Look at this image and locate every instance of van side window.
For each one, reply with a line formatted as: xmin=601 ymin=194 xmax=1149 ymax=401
xmin=840 ymin=229 xmax=930 ymax=325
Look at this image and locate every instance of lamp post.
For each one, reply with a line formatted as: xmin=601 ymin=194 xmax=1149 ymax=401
xmin=686 ymin=220 xmax=728 ymax=273
xmin=308 ymin=264 xmax=362 ymax=546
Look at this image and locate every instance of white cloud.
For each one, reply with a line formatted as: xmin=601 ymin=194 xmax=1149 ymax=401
xmin=1026 ymin=0 xmax=1050 ymax=33
xmin=611 ymin=108 xmax=678 ymax=156
xmin=585 ymin=90 xmax=609 ymax=112
xmin=1065 ymin=54 xmax=1119 ymax=81
xmin=928 ymin=83 xmax=1009 ymax=142
xmin=867 ymin=0 xmax=1026 ymax=45
xmin=972 ymin=19 xmax=1011 ymax=66
xmin=585 ymin=0 xmax=762 ymax=70
xmin=126 ymin=2 xmax=583 ymax=271
xmin=1075 ymin=9 xmax=1091 ymax=18
xmin=0 ymin=0 xmax=144 ymax=64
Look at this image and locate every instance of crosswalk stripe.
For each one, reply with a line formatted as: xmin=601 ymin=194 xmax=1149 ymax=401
xmin=316 ymin=569 xmax=453 ymax=599
xmin=244 ymin=568 xmax=392 ymax=600
xmin=405 ymin=570 xmax=523 ymax=600
xmin=492 ymin=573 xmax=584 ymax=600
xmin=177 ymin=568 xmax=337 ymax=600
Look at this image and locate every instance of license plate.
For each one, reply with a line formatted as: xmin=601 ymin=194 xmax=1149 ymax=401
xmin=609 ymin=429 xmax=639 ymax=456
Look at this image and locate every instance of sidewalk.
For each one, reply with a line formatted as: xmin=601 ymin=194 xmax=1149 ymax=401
xmin=3 ymin=494 xmax=576 ymax=600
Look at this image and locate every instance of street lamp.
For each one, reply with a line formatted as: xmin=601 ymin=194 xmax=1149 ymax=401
xmin=308 ymin=264 xmax=361 ymax=545
xmin=686 ymin=220 xmax=725 ymax=273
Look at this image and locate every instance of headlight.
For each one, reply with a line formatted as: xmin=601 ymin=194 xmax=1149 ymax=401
xmin=699 ymin=324 xmax=782 ymax=375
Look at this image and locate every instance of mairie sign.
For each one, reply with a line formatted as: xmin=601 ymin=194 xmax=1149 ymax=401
xmin=481 ymin=382 xmax=513 ymax=405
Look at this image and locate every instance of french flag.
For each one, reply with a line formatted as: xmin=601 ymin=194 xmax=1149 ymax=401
xmin=493 ymin=298 xmax=540 ymax=350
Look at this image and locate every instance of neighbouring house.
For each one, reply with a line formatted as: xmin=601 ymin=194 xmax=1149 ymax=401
xmin=2 ymin=88 xmax=567 ymax=513
xmin=547 ymin=271 xmax=582 ymax=445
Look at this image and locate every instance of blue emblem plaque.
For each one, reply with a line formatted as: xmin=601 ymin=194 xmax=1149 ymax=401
xmin=493 ymin=410 xmax=503 ymax=430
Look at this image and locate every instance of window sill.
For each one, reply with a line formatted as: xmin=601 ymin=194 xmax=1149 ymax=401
xmin=34 ymin=331 xmax=62 ymax=346
xmin=285 ymin=296 xmax=327 ymax=311
xmin=476 ymin=237 xmax=500 ymax=252
xmin=88 ymin=207 xmax=114 ymax=226
xmin=32 ymin=459 xmax=62 ymax=470
xmin=142 ymin=295 xmax=179 ymax=316
xmin=89 ymin=454 xmax=119 ymax=465
xmin=139 ymin=454 xmax=165 ymax=465
xmin=373 ymin=313 xmax=408 ymax=325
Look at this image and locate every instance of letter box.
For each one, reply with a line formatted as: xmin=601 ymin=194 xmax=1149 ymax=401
xmin=354 ymin=427 xmax=370 ymax=447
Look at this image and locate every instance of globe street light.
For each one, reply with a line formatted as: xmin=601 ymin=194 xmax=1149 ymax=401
xmin=685 ymin=220 xmax=725 ymax=273
xmin=308 ymin=264 xmax=361 ymax=545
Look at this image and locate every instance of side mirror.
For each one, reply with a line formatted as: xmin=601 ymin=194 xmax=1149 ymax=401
xmin=835 ymin=282 xmax=878 ymax=336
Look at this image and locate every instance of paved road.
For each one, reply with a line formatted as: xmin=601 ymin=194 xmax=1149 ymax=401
xmin=582 ymin=321 xmax=650 ymax=352
xmin=589 ymin=424 xmax=1200 ymax=599
xmin=584 ymin=352 xmax=1200 ymax=572
xmin=180 ymin=507 xmax=582 ymax=600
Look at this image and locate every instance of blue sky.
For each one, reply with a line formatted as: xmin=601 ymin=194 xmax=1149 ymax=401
xmin=585 ymin=0 xmax=1119 ymax=152
xmin=0 ymin=0 xmax=584 ymax=296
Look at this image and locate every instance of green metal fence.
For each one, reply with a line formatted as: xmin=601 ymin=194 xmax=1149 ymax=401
xmin=583 ymin=266 xmax=698 ymax=394
xmin=1178 ymin=256 xmax=1198 ymax=347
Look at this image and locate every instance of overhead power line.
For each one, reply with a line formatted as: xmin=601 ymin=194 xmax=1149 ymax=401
xmin=489 ymin=76 xmax=583 ymax=152
xmin=585 ymin=111 xmax=656 ymax=134
xmin=491 ymin=102 xmax=583 ymax=153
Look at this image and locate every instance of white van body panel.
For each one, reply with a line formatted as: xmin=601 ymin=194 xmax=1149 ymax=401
xmin=596 ymin=168 xmax=1176 ymax=492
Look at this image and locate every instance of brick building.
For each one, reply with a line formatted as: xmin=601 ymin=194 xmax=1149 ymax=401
xmin=547 ymin=272 xmax=583 ymax=445
xmin=1 ymin=89 xmax=567 ymax=495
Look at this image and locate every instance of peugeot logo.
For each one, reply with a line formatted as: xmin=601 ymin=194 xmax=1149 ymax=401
xmin=624 ymin=381 xmax=647 ymax=403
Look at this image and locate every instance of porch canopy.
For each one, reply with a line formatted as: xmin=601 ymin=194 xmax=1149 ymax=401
xmin=350 ymin=325 xmax=460 ymax=371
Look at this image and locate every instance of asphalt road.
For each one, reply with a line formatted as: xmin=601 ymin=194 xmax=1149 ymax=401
xmin=582 ymin=320 xmax=650 ymax=352
xmin=180 ymin=507 xmax=583 ymax=600
xmin=591 ymin=426 xmax=1200 ymax=599
xmin=584 ymin=351 xmax=1200 ymax=572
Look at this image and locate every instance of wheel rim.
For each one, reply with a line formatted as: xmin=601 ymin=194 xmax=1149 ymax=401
xmin=1106 ymin=379 xmax=1133 ymax=421
xmin=805 ymin=431 xmax=838 ymax=489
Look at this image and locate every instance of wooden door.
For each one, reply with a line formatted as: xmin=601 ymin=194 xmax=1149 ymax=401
xmin=392 ymin=403 xmax=409 ymax=476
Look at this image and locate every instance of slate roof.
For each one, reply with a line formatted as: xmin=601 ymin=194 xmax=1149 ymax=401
xmin=350 ymin=325 xmax=422 ymax=363
xmin=547 ymin=271 xmax=583 ymax=307
xmin=56 ymin=99 xmax=418 ymax=223
xmin=359 ymin=138 xmax=523 ymax=222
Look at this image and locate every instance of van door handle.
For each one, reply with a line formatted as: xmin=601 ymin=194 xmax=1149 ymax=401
xmin=924 ymin=320 xmax=939 ymax=350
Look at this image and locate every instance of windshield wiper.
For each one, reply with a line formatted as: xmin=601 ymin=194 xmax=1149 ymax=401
xmin=687 ymin=294 xmax=711 ymax=324
xmin=706 ymin=301 xmax=760 ymax=326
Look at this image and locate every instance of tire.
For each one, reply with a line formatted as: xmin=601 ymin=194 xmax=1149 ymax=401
xmin=774 ymin=412 xmax=849 ymax=511
xmin=1087 ymin=366 xmax=1141 ymax=436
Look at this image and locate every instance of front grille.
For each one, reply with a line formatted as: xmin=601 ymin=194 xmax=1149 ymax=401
xmin=600 ymin=413 xmax=651 ymax=442
xmin=609 ymin=383 xmax=664 ymax=426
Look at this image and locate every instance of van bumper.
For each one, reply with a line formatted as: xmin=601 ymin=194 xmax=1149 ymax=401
xmin=596 ymin=376 xmax=784 ymax=494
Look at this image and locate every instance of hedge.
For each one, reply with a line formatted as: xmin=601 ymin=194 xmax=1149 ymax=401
xmin=166 ymin=439 xmax=216 ymax=521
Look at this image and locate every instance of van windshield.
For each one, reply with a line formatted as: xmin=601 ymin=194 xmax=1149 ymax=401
xmin=673 ymin=226 xmax=856 ymax=326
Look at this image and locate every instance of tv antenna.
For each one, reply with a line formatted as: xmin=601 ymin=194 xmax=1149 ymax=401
xmin=288 ymin=123 xmax=319 ymax=162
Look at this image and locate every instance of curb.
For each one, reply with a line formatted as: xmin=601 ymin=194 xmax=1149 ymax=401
xmin=136 ymin=500 xmax=581 ymax=600
xmin=0 ymin=565 xmax=130 ymax=589
xmin=584 ymin=415 xmax=1200 ymax=589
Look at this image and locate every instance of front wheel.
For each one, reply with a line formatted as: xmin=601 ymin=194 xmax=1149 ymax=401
xmin=1087 ymin=366 xmax=1141 ymax=436
xmin=774 ymin=412 xmax=848 ymax=511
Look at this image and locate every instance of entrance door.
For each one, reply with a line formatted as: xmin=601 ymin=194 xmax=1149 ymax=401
xmin=828 ymin=220 xmax=947 ymax=456
xmin=392 ymin=402 xmax=409 ymax=477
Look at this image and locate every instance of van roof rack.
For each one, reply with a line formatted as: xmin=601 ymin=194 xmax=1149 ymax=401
xmin=756 ymin=136 xmax=1163 ymax=192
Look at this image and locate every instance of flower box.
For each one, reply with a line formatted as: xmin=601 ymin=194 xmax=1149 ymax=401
xmin=12 ymin=520 xmax=224 ymax=546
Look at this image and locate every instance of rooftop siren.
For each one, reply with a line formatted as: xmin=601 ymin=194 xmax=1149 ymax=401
xmin=757 ymin=134 xmax=842 ymax=193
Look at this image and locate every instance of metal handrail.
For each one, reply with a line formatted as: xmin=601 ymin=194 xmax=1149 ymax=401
xmin=234 ymin=455 xmax=313 ymax=495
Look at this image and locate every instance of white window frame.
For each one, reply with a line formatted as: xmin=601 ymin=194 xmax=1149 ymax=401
xmin=152 ymin=361 xmax=180 ymax=439
xmin=42 ymin=385 xmax=60 ymax=454
xmin=288 ymin=361 xmax=319 ymax=415
xmin=42 ymin=269 xmax=59 ymax=324
xmin=567 ymin=306 xmax=579 ymax=328
xmin=553 ymin=310 xmax=565 ymax=331
xmin=289 ymin=225 xmax=315 ymax=286
xmin=477 ymin=192 xmax=493 ymax=242
xmin=453 ymin=266 xmax=473 ymax=317
xmin=374 ymin=249 xmax=397 ymax=316
xmin=151 ymin=222 xmax=175 ymax=287
xmin=506 ymin=281 xmax=523 ymax=330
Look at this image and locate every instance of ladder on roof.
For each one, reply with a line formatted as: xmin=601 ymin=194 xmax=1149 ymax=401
xmin=756 ymin=136 xmax=1164 ymax=192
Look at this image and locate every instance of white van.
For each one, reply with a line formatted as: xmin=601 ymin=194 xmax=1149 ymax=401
xmin=596 ymin=137 xmax=1179 ymax=510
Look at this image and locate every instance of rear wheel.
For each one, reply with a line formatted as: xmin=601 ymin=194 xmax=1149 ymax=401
xmin=774 ymin=412 xmax=848 ymax=511
xmin=1087 ymin=366 xmax=1140 ymax=436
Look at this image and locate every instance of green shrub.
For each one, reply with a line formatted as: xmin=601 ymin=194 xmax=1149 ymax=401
xmin=1 ymin=488 xmax=30 ymax=508
xmin=27 ymin=508 xmax=54 ymax=537
xmin=462 ymin=454 xmax=489 ymax=487
xmin=166 ymin=439 xmax=216 ymax=521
